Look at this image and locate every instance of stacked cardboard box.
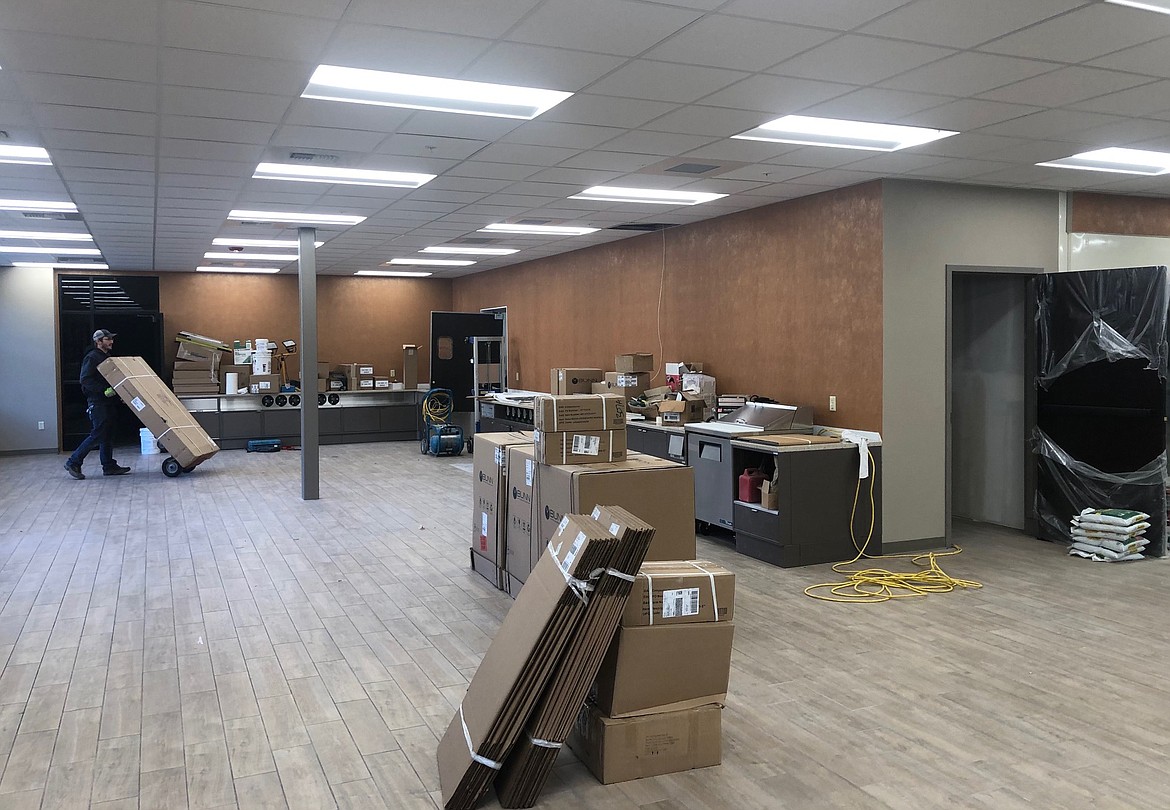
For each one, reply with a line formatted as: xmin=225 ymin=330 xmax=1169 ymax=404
xmin=494 ymin=506 xmax=656 ymax=807
xmin=437 ymin=514 xmax=619 ymax=809
xmin=100 ymin=356 xmax=219 ymax=469
xmin=532 ymin=394 xmax=626 ymax=465
xmin=658 ymin=392 xmax=706 ymax=425
xmin=549 ymin=367 xmax=604 ymax=395
xmin=334 ymin=363 xmax=376 ymax=391
xmin=172 ymin=332 xmax=226 ymax=395
xmin=570 ymin=559 xmax=735 ymax=784
xmin=470 ymin=432 xmax=535 ymax=592
xmin=505 ymin=445 xmax=537 ymax=594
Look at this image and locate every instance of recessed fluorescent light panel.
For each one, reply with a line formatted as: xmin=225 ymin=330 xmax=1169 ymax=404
xmin=0 ymin=246 xmax=100 ymax=255
xmin=203 ymin=252 xmax=297 ymax=261
xmin=0 ymin=230 xmax=93 ymax=241
xmin=420 ymin=246 xmax=519 ymax=256
xmin=733 ymin=115 xmax=957 ymax=151
xmin=479 ymin=223 xmax=599 ymax=236
xmin=196 ymin=266 xmax=282 ymax=274
xmin=568 ymin=186 xmax=728 ymax=205
xmin=303 ymin=65 xmax=572 ymax=120
xmin=0 ymin=146 xmax=52 ymax=166
xmin=1104 ymin=0 xmax=1170 ymax=15
xmin=1036 ymin=147 xmax=1170 ymax=176
xmin=0 ymin=200 xmax=77 ymax=212
xmin=355 ymin=270 xmax=433 ymax=277
xmin=253 ymin=162 xmax=435 ymax=188
xmin=227 ymin=210 xmax=366 ymax=226
xmin=386 ymin=258 xmax=475 ymax=267
xmin=13 ymin=261 xmax=107 ymax=269
xmin=212 ymin=238 xmax=323 ymax=248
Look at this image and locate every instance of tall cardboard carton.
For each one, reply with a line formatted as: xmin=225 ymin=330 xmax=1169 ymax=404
xmin=505 ymin=445 xmax=537 ymax=592
xmin=470 ymin=432 xmax=533 ymax=591
xmin=403 ymin=344 xmax=419 ymax=389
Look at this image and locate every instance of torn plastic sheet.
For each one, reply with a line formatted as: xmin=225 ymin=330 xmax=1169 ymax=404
xmin=1033 ymin=427 xmax=1167 ymax=557
xmin=1036 ymin=266 xmax=1168 ymax=389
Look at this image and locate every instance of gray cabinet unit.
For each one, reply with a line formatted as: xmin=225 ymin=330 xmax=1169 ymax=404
xmin=627 ymin=422 xmax=686 ymax=463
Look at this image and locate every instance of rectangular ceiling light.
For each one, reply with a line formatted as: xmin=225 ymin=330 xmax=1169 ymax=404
xmin=1104 ymin=0 xmax=1170 ymax=14
xmin=386 ymin=258 xmax=475 ymax=267
xmin=0 ymin=145 xmax=52 ymax=166
xmin=228 ymin=209 xmax=366 ymax=226
xmin=196 ymin=266 xmax=282 ymax=274
xmin=733 ymin=114 xmax=958 ymax=151
xmin=0 ymin=199 xmax=77 ymax=212
xmin=420 ymin=246 xmax=519 ymax=256
xmin=13 ymin=261 xmax=107 ymax=269
xmin=303 ymin=65 xmax=571 ymax=120
xmin=212 ymin=238 xmax=323 ymax=248
xmin=568 ymin=186 xmax=728 ymax=205
xmin=0 ymin=230 xmax=92 ymax=241
xmin=0 ymin=246 xmax=101 ymax=255
xmin=479 ymin=223 xmax=598 ymax=236
xmin=253 ymin=162 xmax=436 ymax=188
xmin=1036 ymin=147 xmax=1170 ymax=176
xmin=203 ymin=252 xmax=297 ymax=261
xmin=356 ymin=270 xmax=433 ymax=277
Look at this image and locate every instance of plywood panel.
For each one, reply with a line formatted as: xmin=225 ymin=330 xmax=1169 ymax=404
xmin=454 ymin=183 xmax=883 ymax=431
xmin=1070 ymin=192 xmax=1170 ymax=237
xmin=158 ymin=274 xmax=452 ymax=383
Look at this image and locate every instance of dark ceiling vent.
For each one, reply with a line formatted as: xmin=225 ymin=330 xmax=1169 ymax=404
xmin=664 ymin=162 xmax=721 ymax=174
xmin=288 ymin=151 xmax=340 ymax=163
xmin=608 ymin=223 xmax=677 ymax=232
xmin=21 ymin=211 xmax=84 ymax=221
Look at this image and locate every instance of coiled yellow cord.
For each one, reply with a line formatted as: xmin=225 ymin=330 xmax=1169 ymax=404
xmin=804 ymin=449 xmax=983 ymax=603
xmin=422 ymin=390 xmax=453 ymax=424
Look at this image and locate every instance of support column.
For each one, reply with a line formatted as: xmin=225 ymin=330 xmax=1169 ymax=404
xmin=298 ymin=226 xmax=320 ymax=500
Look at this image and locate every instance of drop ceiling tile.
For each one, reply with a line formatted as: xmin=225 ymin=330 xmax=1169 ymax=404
xmin=71 ymin=182 xmax=153 ymax=198
xmin=161 ymin=115 xmax=276 ymax=145
xmin=643 ymin=105 xmax=779 ymax=138
xmin=506 ymin=0 xmax=701 ymax=56
xmin=894 ymin=98 xmax=1042 ymax=131
xmin=160 ymin=174 xmax=246 ymax=189
xmin=770 ymin=35 xmax=954 ymax=85
xmin=762 ymin=147 xmax=868 ymax=170
xmin=881 ymin=52 xmax=1059 ymax=97
xmin=541 ymin=94 xmax=680 ymax=129
xmin=1074 ymin=117 xmax=1170 ymax=146
xmin=525 ymin=167 xmax=625 ymax=186
xmin=974 ymin=109 xmax=1128 ymax=144
xmin=161 ymin=87 xmax=294 ymax=124
xmin=463 ymin=43 xmax=626 ymax=93
xmin=1068 ymin=80 xmax=1170 ymax=119
xmin=164 ymin=1 xmax=334 ymax=60
xmin=497 ymin=181 xmax=584 ymax=198
xmin=557 ymin=151 xmax=664 ymax=173
xmin=713 ymin=164 xmax=819 ymax=183
xmin=65 ymin=168 xmax=155 ymax=186
xmin=158 ymin=156 xmax=252 ymax=177
xmin=721 ymin=0 xmax=912 ymax=30
xmin=467 ymin=142 xmax=582 ymax=166
xmin=408 ymin=189 xmax=490 ymax=205
xmin=697 ymin=74 xmax=854 ymax=114
xmin=587 ymin=61 xmax=749 ymax=104
xmin=0 ymin=102 xmax=35 ymax=129
xmin=500 ymin=122 xmax=626 ymax=150
xmin=859 ymin=0 xmax=1082 ymax=48
xmin=41 ymin=130 xmax=156 ymax=155
xmin=33 ymin=106 xmax=157 ymax=137
xmin=0 ymin=34 xmax=158 ymax=83
xmin=374 ymin=134 xmax=489 ymax=161
xmin=978 ymin=4 xmax=1170 ymax=63
xmin=320 ymin=24 xmax=489 ymax=76
xmin=645 ymin=16 xmax=835 ymax=72
xmin=0 ymin=0 xmax=159 ymax=43
xmin=835 ymin=151 xmax=949 ymax=174
xmin=160 ymin=138 xmax=265 ymax=163
xmin=345 ymin=0 xmax=542 ymax=38
xmin=205 ymin=0 xmax=351 ymax=17
xmin=281 ymin=99 xmax=413 ymax=133
xmin=979 ymin=67 xmax=1154 ymax=108
xmin=397 ymin=111 xmax=525 ymax=142
xmin=957 ymin=137 xmax=1087 ymax=165
xmin=801 ymin=87 xmax=954 ymax=121
xmin=909 ymin=132 xmax=1026 ymax=158
xmin=591 ymin=130 xmax=717 ymax=156
xmin=269 ymin=125 xmax=386 ymax=153
xmin=161 ymin=49 xmax=312 ymax=96
xmin=1088 ymin=38 xmax=1170 ymax=79
xmin=15 ymin=73 xmax=157 ymax=113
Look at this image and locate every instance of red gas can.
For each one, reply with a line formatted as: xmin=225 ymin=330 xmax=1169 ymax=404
xmin=738 ymin=468 xmax=767 ymax=503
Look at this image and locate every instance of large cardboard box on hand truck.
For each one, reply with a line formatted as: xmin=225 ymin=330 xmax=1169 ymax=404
xmin=99 ymin=356 xmax=219 ymax=470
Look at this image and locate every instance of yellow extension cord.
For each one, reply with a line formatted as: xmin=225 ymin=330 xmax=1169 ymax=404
xmin=804 ymin=449 xmax=984 ymax=603
xmin=422 ymin=390 xmax=453 ymax=424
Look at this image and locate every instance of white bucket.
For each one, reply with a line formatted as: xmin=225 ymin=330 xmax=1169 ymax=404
xmin=140 ymin=427 xmax=160 ymax=455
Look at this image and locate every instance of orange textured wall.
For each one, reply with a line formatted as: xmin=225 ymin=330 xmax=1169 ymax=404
xmin=157 ymin=274 xmax=452 ymax=381
xmin=453 ymin=183 xmax=883 ymax=431
xmin=1070 ymin=192 xmax=1170 ymax=237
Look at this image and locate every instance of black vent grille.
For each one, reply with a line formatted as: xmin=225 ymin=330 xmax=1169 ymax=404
xmin=608 ymin=223 xmax=677 ymax=232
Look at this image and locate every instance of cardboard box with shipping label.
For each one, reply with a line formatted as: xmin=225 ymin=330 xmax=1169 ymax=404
xmin=550 ymin=367 xmax=604 ymax=395
xmin=615 ymin=352 xmax=654 ymax=373
xmin=623 ymin=561 xmax=735 ymax=627
xmin=250 ymin=373 xmax=280 ymax=392
xmin=658 ymin=393 xmax=706 ymax=425
xmin=534 ymin=429 xmax=626 ymax=466
xmin=471 ymin=433 xmax=534 ymax=591
xmin=505 ymin=445 xmax=538 ymax=590
xmin=569 ymin=703 xmax=722 ymax=784
xmin=611 ymin=371 xmax=651 ymax=396
xmin=533 ymin=394 xmax=625 ymax=432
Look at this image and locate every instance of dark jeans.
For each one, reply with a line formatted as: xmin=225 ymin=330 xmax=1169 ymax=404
xmin=68 ymin=399 xmax=116 ymax=470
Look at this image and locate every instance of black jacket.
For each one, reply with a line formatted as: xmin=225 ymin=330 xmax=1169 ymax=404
xmin=79 ymin=346 xmax=111 ymax=402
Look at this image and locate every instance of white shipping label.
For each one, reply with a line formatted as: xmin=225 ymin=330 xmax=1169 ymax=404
xmin=609 ymin=522 xmax=621 ymax=537
xmin=560 ymin=530 xmax=587 ymax=574
xmin=661 ymin=587 xmax=701 ymax=619
xmin=259 ymin=381 xmax=272 ymax=390
xmin=525 ymin=459 xmax=534 ymax=486
xmin=494 ymin=447 xmax=504 ymax=466
xmin=591 ymin=507 xmax=602 ymax=519
xmin=359 ymin=366 xmax=374 ymax=375
xmin=482 ymin=512 xmax=489 ymax=536
xmin=130 ymin=396 xmax=146 ymax=412
xmin=571 ymin=434 xmax=600 ymax=456
xmin=618 ymin=374 xmax=637 ymax=387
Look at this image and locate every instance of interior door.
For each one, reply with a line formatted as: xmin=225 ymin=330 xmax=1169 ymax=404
xmin=429 ymin=311 xmax=504 ymax=412
xmin=1034 ymin=265 xmax=1167 ymax=556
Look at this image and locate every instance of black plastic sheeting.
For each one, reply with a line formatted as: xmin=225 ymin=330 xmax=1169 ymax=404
xmin=1034 ymin=265 xmax=1168 ymax=557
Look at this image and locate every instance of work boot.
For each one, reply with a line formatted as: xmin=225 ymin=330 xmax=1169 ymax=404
xmin=103 ymin=465 xmax=132 ymax=476
xmin=64 ymin=461 xmax=85 ymax=480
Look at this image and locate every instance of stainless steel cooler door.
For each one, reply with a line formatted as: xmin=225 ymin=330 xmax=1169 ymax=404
xmin=688 ymin=432 xmax=734 ymax=528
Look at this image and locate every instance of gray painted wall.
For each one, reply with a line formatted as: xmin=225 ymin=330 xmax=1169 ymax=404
xmin=950 ymin=273 xmax=1027 ymax=529
xmin=882 ymin=181 xmax=1059 ymax=545
xmin=0 ymin=267 xmax=58 ymax=453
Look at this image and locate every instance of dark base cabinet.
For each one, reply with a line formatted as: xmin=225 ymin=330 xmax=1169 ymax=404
xmin=731 ymin=443 xmax=882 ymax=568
xmin=478 ymin=401 xmax=534 ymax=433
xmin=627 ymin=423 xmax=686 ymax=463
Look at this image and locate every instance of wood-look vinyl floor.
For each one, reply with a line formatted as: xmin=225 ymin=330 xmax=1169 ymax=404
xmin=1 ymin=443 xmax=1167 ymax=809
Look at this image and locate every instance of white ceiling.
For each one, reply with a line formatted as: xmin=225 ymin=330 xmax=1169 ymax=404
xmin=1 ymin=0 xmax=1170 ymax=277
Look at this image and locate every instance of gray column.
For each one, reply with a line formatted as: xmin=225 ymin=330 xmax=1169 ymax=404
xmin=298 ymin=226 xmax=320 ymax=500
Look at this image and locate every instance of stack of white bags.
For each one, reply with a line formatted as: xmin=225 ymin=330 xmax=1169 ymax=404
xmin=1068 ymin=508 xmax=1150 ymax=562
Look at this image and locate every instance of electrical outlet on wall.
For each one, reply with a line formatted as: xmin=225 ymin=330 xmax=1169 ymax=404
xmin=829 ymin=395 xmax=837 ymax=412
xmin=37 ymin=421 xmax=45 ymax=430
xmin=515 ymin=372 xmax=521 ymax=382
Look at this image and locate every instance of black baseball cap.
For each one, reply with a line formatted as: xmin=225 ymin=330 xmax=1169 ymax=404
xmin=92 ymin=329 xmax=116 ymax=341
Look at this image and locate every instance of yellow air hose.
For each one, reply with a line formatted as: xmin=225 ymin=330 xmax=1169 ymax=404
xmin=804 ymin=449 xmax=983 ymax=603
